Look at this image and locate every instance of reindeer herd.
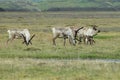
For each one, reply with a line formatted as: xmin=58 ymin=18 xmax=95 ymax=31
xmin=52 ymin=25 xmax=100 ymax=46
xmin=6 ymin=25 xmax=100 ymax=46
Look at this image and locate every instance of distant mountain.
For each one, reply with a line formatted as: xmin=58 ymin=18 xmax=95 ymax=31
xmin=0 ymin=0 xmax=41 ymax=11
xmin=0 ymin=0 xmax=120 ymax=11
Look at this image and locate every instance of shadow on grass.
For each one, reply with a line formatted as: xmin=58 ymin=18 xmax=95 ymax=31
xmin=24 ymin=47 xmax=41 ymax=51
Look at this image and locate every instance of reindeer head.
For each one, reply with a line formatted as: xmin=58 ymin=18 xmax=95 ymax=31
xmin=22 ymin=34 xmax=35 ymax=46
xmin=89 ymin=25 xmax=100 ymax=36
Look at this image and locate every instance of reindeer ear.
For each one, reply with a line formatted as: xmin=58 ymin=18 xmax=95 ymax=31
xmin=93 ymin=27 xmax=97 ymax=30
xmin=92 ymin=25 xmax=98 ymax=31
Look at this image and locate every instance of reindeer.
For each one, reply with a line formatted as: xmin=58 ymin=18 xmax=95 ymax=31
xmin=52 ymin=27 xmax=75 ymax=46
xmin=7 ymin=29 xmax=35 ymax=46
xmin=74 ymin=25 xmax=100 ymax=45
xmin=52 ymin=27 xmax=83 ymax=46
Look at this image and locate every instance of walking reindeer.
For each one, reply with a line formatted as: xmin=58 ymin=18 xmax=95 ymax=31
xmin=52 ymin=27 xmax=83 ymax=46
xmin=7 ymin=29 xmax=35 ymax=46
xmin=74 ymin=25 xmax=100 ymax=45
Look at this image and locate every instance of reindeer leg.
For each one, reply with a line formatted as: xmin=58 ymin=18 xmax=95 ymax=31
xmin=89 ymin=38 xmax=92 ymax=45
xmin=22 ymin=39 xmax=26 ymax=44
xmin=90 ymin=39 xmax=95 ymax=45
xmin=83 ymin=37 xmax=86 ymax=44
xmin=90 ymin=37 xmax=95 ymax=45
xmin=78 ymin=37 xmax=82 ymax=44
xmin=7 ymin=35 xmax=15 ymax=44
xmin=53 ymin=38 xmax=56 ymax=45
xmin=7 ymin=39 xmax=10 ymax=44
xmin=90 ymin=36 xmax=95 ymax=44
xmin=93 ymin=39 xmax=95 ymax=43
xmin=83 ymin=36 xmax=89 ymax=45
xmin=62 ymin=33 xmax=68 ymax=46
xmin=63 ymin=38 xmax=66 ymax=46
xmin=7 ymin=37 xmax=15 ymax=44
xmin=86 ymin=38 xmax=88 ymax=45
xmin=53 ymin=34 xmax=59 ymax=46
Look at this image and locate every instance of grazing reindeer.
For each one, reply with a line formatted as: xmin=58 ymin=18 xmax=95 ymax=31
xmin=7 ymin=29 xmax=35 ymax=46
xmin=52 ymin=27 xmax=84 ymax=46
xmin=52 ymin=27 xmax=76 ymax=46
xmin=75 ymin=25 xmax=100 ymax=45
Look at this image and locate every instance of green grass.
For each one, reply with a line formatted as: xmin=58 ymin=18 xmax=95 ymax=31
xmin=0 ymin=32 xmax=119 ymax=59
xmin=0 ymin=12 xmax=120 ymax=80
xmin=0 ymin=12 xmax=120 ymax=59
xmin=0 ymin=58 xmax=120 ymax=80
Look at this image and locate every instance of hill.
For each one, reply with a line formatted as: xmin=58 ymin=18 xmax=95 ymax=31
xmin=0 ymin=0 xmax=120 ymax=11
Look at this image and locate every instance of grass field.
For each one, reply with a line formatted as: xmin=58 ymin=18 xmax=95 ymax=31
xmin=0 ymin=11 xmax=120 ymax=80
xmin=0 ymin=58 xmax=120 ymax=80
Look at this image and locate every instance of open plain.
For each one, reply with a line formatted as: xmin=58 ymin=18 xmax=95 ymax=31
xmin=0 ymin=11 xmax=120 ymax=80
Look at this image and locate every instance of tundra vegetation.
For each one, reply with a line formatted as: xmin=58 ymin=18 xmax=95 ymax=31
xmin=0 ymin=11 xmax=120 ymax=80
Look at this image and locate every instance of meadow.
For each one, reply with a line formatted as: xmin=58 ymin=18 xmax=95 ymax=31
xmin=0 ymin=11 xmax=120 ymax=80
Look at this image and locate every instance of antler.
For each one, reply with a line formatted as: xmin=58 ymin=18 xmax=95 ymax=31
xmin=21 ymin=34 xmax=28 ymax=45
xmin=22 ymin=34 xmax=35 ymax=46
xmin=74 ymin=27 xmax=83 ymax=39
xmin=28 ymin=34 xmax=35 ymax=45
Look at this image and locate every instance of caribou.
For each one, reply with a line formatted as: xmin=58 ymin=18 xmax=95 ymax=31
xmin=7 ymin=29 xmax=35 ymax=46
xmin=52 ymin=27 xmax=83 ymax=46
xmin=74 ymin=25 xmax=100 ymax=45
xmin=52 ymin=27 xmax=75 ymax=46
